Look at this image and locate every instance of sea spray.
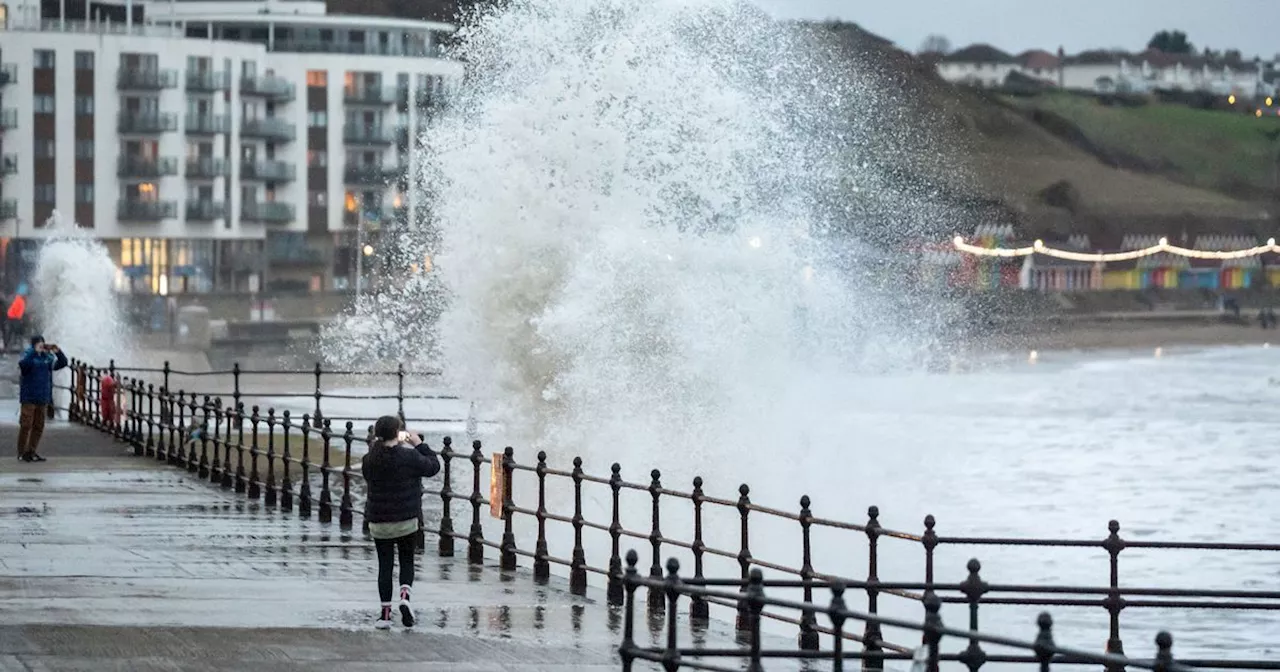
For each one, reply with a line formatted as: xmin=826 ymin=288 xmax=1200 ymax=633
xmin=31 ymin=214 xmax=131 ymax=368
xmin=415 ymin=0 xmax=950 ymax=487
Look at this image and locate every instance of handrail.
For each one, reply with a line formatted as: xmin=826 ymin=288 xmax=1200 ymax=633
xmin=60 ymin=359 xmax=1280 ymax=670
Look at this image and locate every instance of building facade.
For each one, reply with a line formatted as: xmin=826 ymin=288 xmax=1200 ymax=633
xmin=0 ymin=0 xmax=461 ymax=295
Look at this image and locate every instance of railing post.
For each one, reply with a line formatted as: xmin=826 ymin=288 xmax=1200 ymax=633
xmin=198 ymin=396 xmax=211 ymax=479
xmin=499 ymin=446 xmax=517 ymax=570
xmin=922 ymin=591 xmax=943 ymax=672
xmin=647 ymin=469 xmax=665 ymax=612
xmin=247 ymin=406 xmax=261 ymax=499
xmin=312 ymin=362 xmax=323 ymax=423
xmin=231 ymin=362 xmax=241 ymax=413
xmin=264 ymin=408 xmax=278 ymax=507
xmin=798 ymin=494 xmax=819 ymax=650
xmin=606 ymin=463 xmax=624 ymax=605
xmin=145 ymin=384 xmax=156 ymax=457
xmin=745 ymin=568 xmax=765 ymax=672
xmin=533 ymin=451 xmax=551 ymax=583
xmin=923 ymin=514 xmax=937 ymax=584
xmin=234 ymin=403 xmax=248 ymax=493
xmin=280 ymin=410 xmax=293 ymax=512
xmin=437 ymin=436 xmax=455 ymax=557
xmin=830 ymin=581 xmax=849 ymax=672
xmin=172 ymin=390 xmax=186 ymax=467
xmin=212 ymin=399 xmax=228 ymax=486
xmin=864 ymin=505 xmax=884 ymax=671
xmin=1154 ymin=632 xmax=1175 ymax=672
xmin=1034 ymin=613 xmax=1055 ymax=672
xmin=735 ymin=483 xmax=753 ymax=631
xmin=339 ymin=422 xmax=355 ymax=529
xmin=467 ymin=440 xmax=485 ymax=564
xmin=219 ymin=399 xmax=234 ymax=489
xmin=298 ymin=414 xmax=313 ymax=518
xmin=131 ymin=380 xmax=144 ymax=455
xmin=568 ymin=456 xmax=586 ymax=594
xmin=663 ymin=557 xmax=685 ymax=671
xmin=396 ymin=361 xmax=405 ymax=421
xmin=1103 ymin=519 xmax=1126 ymax=672
xmin=689 ymin=476 xmax=709 ymax=622
xmin=162 ymin=360 xmax=170 ymax=395
xmin=958 ymin=559 xmax=989 ymax=672
xmin=318 ymin=419 xmax=333 ymax=523
xmin=620 ymin=550 xmax=640 ymax=672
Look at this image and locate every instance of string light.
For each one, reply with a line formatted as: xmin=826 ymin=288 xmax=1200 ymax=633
xmin=952 ymin=236 xmax=1280 ymax=262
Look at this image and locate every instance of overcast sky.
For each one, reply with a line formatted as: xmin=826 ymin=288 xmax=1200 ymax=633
xmin=753 ymin=0 xmax=1280 ymax=58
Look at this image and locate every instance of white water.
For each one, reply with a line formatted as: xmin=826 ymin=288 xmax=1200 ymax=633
xmin=422 ymin=0 xmax=944 ymax=467
xmin=31 ymin=212 xmax=130 ymax=381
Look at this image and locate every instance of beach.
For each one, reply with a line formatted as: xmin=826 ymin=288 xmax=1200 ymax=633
xmin=978 ymin=311 xmax=1278 ymax=353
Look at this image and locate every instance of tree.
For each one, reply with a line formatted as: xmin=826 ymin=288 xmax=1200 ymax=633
xmin=918 ymin=34 xmax=951 ymax=55
xmin=1147 ymin=30 xmax=1193 ymax=54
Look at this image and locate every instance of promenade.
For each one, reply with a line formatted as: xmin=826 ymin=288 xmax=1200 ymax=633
xmin=0 ymin=423 xmax=621 ymax=671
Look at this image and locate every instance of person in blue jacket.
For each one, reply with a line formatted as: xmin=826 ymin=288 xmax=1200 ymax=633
xmin=17 ymin=335 xmax=68 ymax=462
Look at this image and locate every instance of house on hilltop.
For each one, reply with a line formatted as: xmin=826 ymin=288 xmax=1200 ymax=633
xmin=937 ymin=44 xmax=1277 ymax=98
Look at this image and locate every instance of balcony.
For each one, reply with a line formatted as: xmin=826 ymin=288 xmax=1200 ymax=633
xmin=242 ymin=201 xmax=295 ymax=223
xmin=185 ymin=200 xmax=226 ymax=221
xmin=0 ymin=109 xmax=16 ymax=130
xmin=118 ymin=112 xmax=178 ymax=134
xmin=267 ymin=40 xmax=436 ymax=58
xmin=0 ymin=63 xmax=15 ymax=87
xmin=344 ymin=164 xmax=403 ymax=186
xmin=117 ymin=67 xmax=179 ymax=91
xmin=240 ymin=160 xmax=296 ymax=182
xmin=185 ymin=70 xmax=229 ymax=92
xmin=268 ymin=245 xmax=327 ymax=266
xmin=416 ymin=89 xmax=447 ymax=111
xmin=185 ymin=114 xmax=230 ymax=135
xmin=118 ymin=199 xmax=177 ymax=221
xmin=240 ymin=118 xmax=296 ymax=142
xmin=117 ymin=156 xmax=179 ymax=178
xmin=0 ymin=200 xmax=15 ymax=219
xmin=1 ymin=154 xmax=16 ymax=176
xmin=185 ymin=157 xmax=229 ymax=179
xmin=343 ymin=124 xmax=394 ymax=145
xmin=344 ymin=86 xmax=398 ymax=106
xmin=240 ymin=76 xmax=295 ymax=102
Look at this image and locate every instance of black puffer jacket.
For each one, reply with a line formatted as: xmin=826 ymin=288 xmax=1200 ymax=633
xmin=362 ymin=441 xmax=441 ymax=523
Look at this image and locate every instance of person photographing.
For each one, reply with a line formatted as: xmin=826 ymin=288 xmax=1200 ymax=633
xmin=362 ymin=415 xmax=440 ymax=629
xmin=17 ymin=335 xmax=68 ymax=462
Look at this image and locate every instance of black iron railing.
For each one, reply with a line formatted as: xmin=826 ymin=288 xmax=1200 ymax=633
xmin=61 ymin=359 xmax=1280 ymax=671
xmin=621 ymin=551 xmax=1192 ymax=672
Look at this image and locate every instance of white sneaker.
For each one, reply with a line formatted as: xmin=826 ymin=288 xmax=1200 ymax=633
xmin=398 ymin=585 xmax=414 ymax=627
xmin=375 ymin=604 xmax=393 ymax=630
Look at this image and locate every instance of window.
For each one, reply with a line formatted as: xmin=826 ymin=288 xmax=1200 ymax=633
xmin=33 ymin=95 xmax=55 ymax=114
xmin=308 ymin=191 xmax=326 ymax=206
xmin=306 ymin=70 xmax=327 ymax=87
xmin=35 ymin=139 xmax=55 ymax=158
xmin=307 ymin=111 xmax=327 ymax=127
xmin=75 ymin=96 xmax=94 ymax=115
xmin=75 ymin=184 xmax=94 ymax=203
xmin=307 ymin=150 xmax=326 ymax=167
xmin=34 ymin=50 xmax=55 ymax=69
xmin=75 ymin=141 xmax=94 ymax=158
xmin=74 ymin=51 xmax=94 ymax=70
xmin=35 ymin=184 xmax=56 ymax=204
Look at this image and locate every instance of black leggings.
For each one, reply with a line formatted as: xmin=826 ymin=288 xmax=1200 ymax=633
xmin=375 ymin=533 xmax=416 ymax=603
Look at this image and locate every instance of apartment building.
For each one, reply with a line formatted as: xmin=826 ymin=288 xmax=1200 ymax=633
xmin=0 ymin=0 xmax=462 ymax=295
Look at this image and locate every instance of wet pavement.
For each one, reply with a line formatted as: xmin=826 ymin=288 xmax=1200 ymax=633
xmin=0 ymin=423 xmax=799 ymax=671
xmin=0 ymin=424 xmax=628 ymax=671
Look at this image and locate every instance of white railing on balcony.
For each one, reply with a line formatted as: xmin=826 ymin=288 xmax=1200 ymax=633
xmin=2 ymin=17 xmax=183 ymax=38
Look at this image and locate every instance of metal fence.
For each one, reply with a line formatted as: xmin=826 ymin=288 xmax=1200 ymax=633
xmin=62 ymin=359 xmax=1280 ymax=671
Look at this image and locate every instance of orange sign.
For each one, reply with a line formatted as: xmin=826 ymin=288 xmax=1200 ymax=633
xmin=489 ymin=452 xmax=505 ymax=519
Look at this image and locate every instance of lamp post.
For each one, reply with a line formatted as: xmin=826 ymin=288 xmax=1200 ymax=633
xmin=354 ymin=204 xmax=365 ymax=297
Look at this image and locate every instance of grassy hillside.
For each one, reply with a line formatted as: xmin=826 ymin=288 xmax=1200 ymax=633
xmin=1007 ymin=93 xmax=1280 ymax=201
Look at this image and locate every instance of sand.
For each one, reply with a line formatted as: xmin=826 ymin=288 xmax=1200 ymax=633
xmin=979 ymin=312 xmax=1279 ymax=353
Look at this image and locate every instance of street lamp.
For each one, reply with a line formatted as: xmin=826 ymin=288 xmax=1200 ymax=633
xmin=362 ymin=244 xmax=374 ymax=256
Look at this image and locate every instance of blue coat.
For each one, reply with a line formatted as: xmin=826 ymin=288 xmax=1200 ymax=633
xmin=361 ymin=441 xmax=441 ymax=524
xmin=18 ymin=347 xmax=68 ymax=405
